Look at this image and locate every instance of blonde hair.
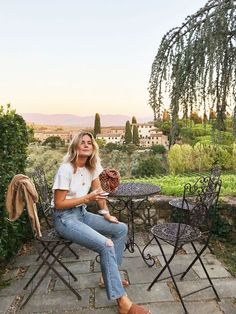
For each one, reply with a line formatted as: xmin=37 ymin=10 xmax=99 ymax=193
xmin=63 ymin=132 xmax=100 ymax=172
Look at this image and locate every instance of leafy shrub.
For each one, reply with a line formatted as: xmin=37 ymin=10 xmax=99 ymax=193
xmin=150 ymin=144 xmax=166 ymax=154
xmin=168 ymin=143 xmax=235 ymax=174
xmin=0 ymin=105 xmax=30 ymax=263
xmin=42 ymin=135 xmax=65 ymax=148
xmin=132 ymin=155 xmax=167 ymax=177
xmin=26 ymin=144 xmax=64 ymax=185
xmin=168 ymin=144 xmax=193 ymax=174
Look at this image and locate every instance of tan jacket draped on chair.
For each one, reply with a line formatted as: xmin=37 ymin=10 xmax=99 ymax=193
xmin=5 ymin=174 xmax=42 ymax=237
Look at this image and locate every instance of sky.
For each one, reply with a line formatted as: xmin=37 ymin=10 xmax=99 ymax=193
xmin=0 ymin=0 xmax=207 ymax=118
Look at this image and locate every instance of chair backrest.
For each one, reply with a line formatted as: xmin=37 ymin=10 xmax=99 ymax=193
xmin=32 ymin=167 xmax=52 ymax=227
xmin=183 ymin=178 xmax=222 ymax=229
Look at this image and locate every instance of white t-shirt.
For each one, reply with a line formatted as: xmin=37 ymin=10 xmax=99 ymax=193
xmin=52 ymin=162 xmax=103 ymax=201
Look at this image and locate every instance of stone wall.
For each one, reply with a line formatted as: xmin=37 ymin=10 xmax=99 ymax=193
xmin=87 ymin=195 xmax=236 ymax=240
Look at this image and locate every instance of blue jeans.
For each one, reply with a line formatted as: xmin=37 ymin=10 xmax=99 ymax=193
xmin=53 ymin=205 xmax=128 ymax=300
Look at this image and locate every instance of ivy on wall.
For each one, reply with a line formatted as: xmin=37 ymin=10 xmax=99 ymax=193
xmin=0 ymin=105 xmax=30 ymax=263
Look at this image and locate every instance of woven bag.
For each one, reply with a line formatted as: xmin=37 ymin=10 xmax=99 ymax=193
xmin=99 ymin=169 xmax=120 ymax=193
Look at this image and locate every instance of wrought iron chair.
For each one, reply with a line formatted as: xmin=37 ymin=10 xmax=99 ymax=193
xmin=21 ymin=201 xmax=81 ymax=309
xmin=32 ymin=166 xmax=79 ymax=260
xmin=147 ymin=181 xmax=221 ymax=314
xmin=169 ymin=166 xmax=221 ymax=215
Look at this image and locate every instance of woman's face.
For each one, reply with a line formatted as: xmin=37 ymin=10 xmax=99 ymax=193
xmin=77 ymin=134 xmax=94 ymax=157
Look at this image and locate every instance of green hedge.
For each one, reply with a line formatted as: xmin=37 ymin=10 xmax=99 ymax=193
xmin=0 ymin=105 xmax=31 ymax=263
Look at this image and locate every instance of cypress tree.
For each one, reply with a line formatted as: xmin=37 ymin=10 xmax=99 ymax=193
xmin=131 ymin=116 xmax=137 ymax=124
xmin=132 ymin=124 xmax=140 ymax=145
xmin=94 ymin=113 xmax=101 ymax=138
xmin=124 ymin=120 xmax=132 ymax=144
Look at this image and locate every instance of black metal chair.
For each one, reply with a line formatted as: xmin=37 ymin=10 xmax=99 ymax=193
xmin=169 ymin=166 xmax=221 ymax=216
xmin=21 ymin=202 xmax=82 ymax=309
xmin=32 ymin=166 xmax=79 ymax=260
xmin=147 ymin=181 xmax=221 ymax=314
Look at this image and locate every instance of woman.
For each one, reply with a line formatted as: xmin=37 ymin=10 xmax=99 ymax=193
xmin=52 ymin=131 xmax=151 ymax=314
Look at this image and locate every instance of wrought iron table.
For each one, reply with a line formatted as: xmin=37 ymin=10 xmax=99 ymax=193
xmin=108 ymin=182 xmax=161 ymax=266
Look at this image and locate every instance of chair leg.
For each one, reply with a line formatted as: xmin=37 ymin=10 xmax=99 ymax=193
xmin=180 ymin=240 xmax=209 ymax=280
xmin=39 ymin=249 xmax=82 ymax=300
xmin=148 ymin=238 xmax=180 ymax=290
xmin=148 ymin=238 xmax=189 ymax=314
xmin=181 ymin=241 xmax=220 ymax=301
xmin=24 ymin=242 xmax=59 ymax=289
xmin=36 ymin=241 xmax=79 ymax=261
xmin=41 ymin=241 xmax=78 ymax=281
xmin=64 ymin=242 xmax=79 ymax=259
xmin=21 ymin=244 xmax=67 ymax=308
xmin=21 ymin=242 xmax=81 ymax=309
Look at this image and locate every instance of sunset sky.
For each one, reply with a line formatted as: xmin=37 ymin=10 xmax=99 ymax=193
xmin=0 ymin=0 xmax=207 ymax=118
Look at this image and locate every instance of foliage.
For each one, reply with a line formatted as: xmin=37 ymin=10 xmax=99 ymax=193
xmin=96 ymin=138 xmax=106 ymax=148
xmin=149 ymin=0 xmax=236 ymax=141
xmin=180 ymin=124 xmax=212 ymax=144
xmin=26 ymin=144 xmax=64 ymax=185
xmin=123 ymin=143 xmax=137 ymax=155
xmin=131 ymin=116 xmax=137 ymax=124
xmin=124 ymin=120 xmax=132 ymax=144
xmin=190 ymin=112 xmax=202 ymax=124
xmin=132 ymin=124 xmax=140 ymax=145
xmin=168 ymin=143 xmax=235 ymax=174
xmin=103 ymin=142 xmax=122 ymax=153
xmin=232 ymin=144 xmax=236 ymax=170
xmin=150 ymin=144 xmax=166 ymax=154
xmin=211 ymin=240 xmax=236 ymax=277
xmin=132 ymin=155 xmax=167 ymax=177
xmin=27 ymin=125 xmax=35 ymax=143
xmin=94 ymin=113 xmax=101 ymax=138
xmin=130 ymin=172 xmax=236 ymax=197
xmin=0 ymin=105 xmax=31 ymax=263
xmin=100 ymin=149 xmax=131 ymax=177
xmin=162 ymin=110 xmax=170 ymax=122
xmin=168 ymin=144 xmax=193 ymax=174
xmin=42 ymin=136 xmax=65 ymax=148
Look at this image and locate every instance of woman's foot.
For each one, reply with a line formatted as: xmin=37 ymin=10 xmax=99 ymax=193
xmin=117 ymin=296 xmax=151 ymax=314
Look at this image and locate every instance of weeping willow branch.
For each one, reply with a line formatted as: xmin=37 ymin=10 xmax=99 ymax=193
xmin=149 ymin=0 xmax=236 ymax=144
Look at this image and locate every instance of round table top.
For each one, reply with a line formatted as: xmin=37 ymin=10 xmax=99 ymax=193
xmin=169 ymin=199 xmax=194 ymax=210
xmin=109 ymin=182 xmax=161 ymax=198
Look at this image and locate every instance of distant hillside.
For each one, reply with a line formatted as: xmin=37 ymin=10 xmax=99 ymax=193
xmin=21 ymin=113 xmax=153 ymax=127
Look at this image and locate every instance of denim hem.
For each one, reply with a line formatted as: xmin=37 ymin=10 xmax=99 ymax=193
xmin=108 ymin=292 xmax=127 ymax=301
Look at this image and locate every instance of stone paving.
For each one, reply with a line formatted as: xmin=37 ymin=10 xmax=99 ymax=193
xmin=0 ymin=233 xmax=236 ymax=314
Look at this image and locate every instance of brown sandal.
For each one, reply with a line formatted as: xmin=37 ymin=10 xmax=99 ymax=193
xmin=126 ymin=304 xmax=151 ymax=314
xmin=99 ymin=279 xmax=129 ymax=288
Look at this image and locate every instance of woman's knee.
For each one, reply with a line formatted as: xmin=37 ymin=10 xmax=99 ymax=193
xmin=118 ymin=222 xmax=128 ymax=236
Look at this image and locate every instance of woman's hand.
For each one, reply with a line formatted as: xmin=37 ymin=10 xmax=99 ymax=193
xmin=104 ymin=214 xmax=119 ymax=224
xmin=87 ymin=189 xmax=108 ymax=202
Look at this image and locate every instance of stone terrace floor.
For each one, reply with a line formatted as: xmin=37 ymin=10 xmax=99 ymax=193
xmin=1 ymin=232 xmax=236 ymax=314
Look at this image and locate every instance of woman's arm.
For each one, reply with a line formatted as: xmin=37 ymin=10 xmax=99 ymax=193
xmin=91 ymin=177 xmax=108 ymax=210
xmin=91 ymin=177 xmax=119 ymax=224
xmin=54 ymin=188 xmax=105 ymax=210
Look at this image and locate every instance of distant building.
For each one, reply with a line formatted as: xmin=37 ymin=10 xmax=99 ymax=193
xmin=96 ymin=133 xmax=123 ymax=144
xmin=139 ymin=132 xmax=169 ymax=149
xmin=133 ymin=123 xmax=155 ymax=139
xmin=101 ymin=127 xmax=125 ymax=136
xmin=34 ymin=131 xmax=72 ymax=143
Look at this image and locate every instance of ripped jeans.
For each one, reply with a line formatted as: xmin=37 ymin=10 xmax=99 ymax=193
xmin=53 ymin=205 xmax=128 ymax=300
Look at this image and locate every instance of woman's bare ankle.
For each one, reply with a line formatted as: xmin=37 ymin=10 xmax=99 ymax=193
xmin=117 ymin=296 xmax=132 ymax=313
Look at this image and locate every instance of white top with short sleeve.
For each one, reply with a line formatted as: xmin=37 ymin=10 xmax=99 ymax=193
xmin=52 ymin=162 xmax=103 ymax=200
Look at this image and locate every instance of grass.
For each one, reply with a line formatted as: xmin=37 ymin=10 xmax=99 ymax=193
xmin=125 ymin=172 xmax=236 ymax=197
xmin=211 ymin=239 xmax=236 ymax=277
